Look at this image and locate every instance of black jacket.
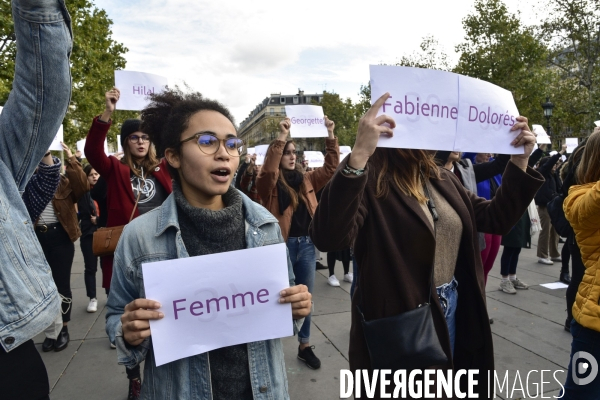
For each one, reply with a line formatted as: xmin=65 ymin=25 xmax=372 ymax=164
xmin=90 ymin=176 xmax=108 ymax=228
xmin=78 ymin=192 xmax=98 ymax=238
xmin=534 ymin=153 xmax=562 ymax=206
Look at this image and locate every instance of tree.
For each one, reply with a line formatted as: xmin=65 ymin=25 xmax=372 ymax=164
xmin=454 ymin=0 xmax=550 ymax=127
xmin=0 ymin=0 xmax=137 ymax=147
xmin=319 ymin=92 xmax=359 ymax=146
xmin=396 ymin=36 xmax=451 ymax=71
xmin=541 ymin=0 xmax=600 ymax=135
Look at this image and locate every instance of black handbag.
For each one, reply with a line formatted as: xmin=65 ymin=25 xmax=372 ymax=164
xmin=357 ymin=178 xmax=448 ymax=371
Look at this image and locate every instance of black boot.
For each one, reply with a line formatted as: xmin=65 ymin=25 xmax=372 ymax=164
xmin=42 ymin=337 xmax=55 ymax=352
xmin=560 ymin=272 xmax=571 ymax=284
xmin=54 ymin=325 xmax=69 ymax=352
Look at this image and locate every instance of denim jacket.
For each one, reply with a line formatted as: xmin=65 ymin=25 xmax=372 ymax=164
xmin=0 ymin=0 xmax=72 ymax=352
xmin=106 ymin=191 xmax=302 ymax=400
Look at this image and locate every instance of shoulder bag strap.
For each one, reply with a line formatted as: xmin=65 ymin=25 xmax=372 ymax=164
xmin=128 ymin=191 xmax=142 ymax=223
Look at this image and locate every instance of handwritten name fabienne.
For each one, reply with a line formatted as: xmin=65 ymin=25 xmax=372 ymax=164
xmin=173 ymin=289 xmax=270 ymax=319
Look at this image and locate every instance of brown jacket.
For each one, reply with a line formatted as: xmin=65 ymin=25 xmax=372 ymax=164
xmin=39 ymin=156 xmax=89 ymax=242
xmin=256 ymin=138 xmax=339 ymax=240
xmin=310 ymin=158 xmax=543 ymax=399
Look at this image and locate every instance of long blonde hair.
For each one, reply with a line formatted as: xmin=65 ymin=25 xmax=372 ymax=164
xmin=121 ymin=142 xmax=160 ymax=178
xmin=576 ymin=130 xmax=600 ymax=185
xmin=369 ymin=148 xmax=441 ymax=203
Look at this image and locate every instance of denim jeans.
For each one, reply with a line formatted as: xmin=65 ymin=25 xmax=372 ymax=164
xmin=436 ymin=278 xmax=458 ymax=356
xmin=287 ymin=236 xmax=316 ymax=343
xmin=561 ymin=320 xmax=600 ymax=399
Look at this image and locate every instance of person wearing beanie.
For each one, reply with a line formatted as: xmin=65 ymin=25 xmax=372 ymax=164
xmin=84 ymin=87 xmax=173 ymax=400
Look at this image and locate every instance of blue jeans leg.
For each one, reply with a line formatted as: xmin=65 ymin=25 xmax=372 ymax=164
xmin=562 ymin=320 xmax=600 ymax=399
xmin=436 ymin=278 xmax=458 ymax=357
xmin=287 ymin=236 xmax=315 ymax=344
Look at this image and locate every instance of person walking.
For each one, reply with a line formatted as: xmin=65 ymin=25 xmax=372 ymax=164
xmin=310 ymin=93 xmax=543 ymax=398
xmin=36 ymin=143 xmax=89 ymax=352
xmin=562 ymin=129 xmax=600 ymax=398
xmin=106 ymin=88 xmax=311 ymax=399
xmin=78 ymin=165 xmax=101 ymax=313
xmin=85 ymin=88 xmax=173 ymax=400
xmin=535 ymin=144 xmax=567 ymax=265
xmin=256 ymin=116 xmax=339 ymax=370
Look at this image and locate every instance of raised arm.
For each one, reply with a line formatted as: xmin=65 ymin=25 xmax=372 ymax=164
xmin=311 ymin=94 xmax=395 ymax=251
xmin=62 ymin=143 xmax=89 ymax=202
xmin=256 ymin=119 xmax=289 ymax=200
xmin=306 ymin=117 xmax=339 ymax=192
xmin=473 ymin=154 xmax=510 ymax=182
xmin=84 ymin=88 xmax=120 ymax=177
xmin=22 ymin=153 xmax=61 ymax=222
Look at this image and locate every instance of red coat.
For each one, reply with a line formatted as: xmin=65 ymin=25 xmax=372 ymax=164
xmin=85 ymin=117 xmax=173 ymax=287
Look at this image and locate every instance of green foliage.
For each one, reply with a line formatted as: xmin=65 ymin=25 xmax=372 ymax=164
xmin=396 ymin=36 xmax=451 ymax=71
xmin=0 ymin=0 xmax=137 ymax=148
xmin=454 ymin=0 xmax=550 ymax=129
xmin=319 ymin=92 xmax=360 ymax=147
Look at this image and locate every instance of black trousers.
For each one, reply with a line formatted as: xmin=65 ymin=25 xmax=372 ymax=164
xmin=561 ymin=239 xmax=571 ymax=274
xmin=80 ymin=234 xmax=98 ymax=299
xmin=0 ymin=340 xmax=49 ymax=400
xmin=327 ymin=249 xmax=351 ymax=277
xmin=566 ymin=234 xmax=585 ymax=323
xmin=500 ymin=246 xmax=522 ymax=276
xmin=36 ymin=224 xmax=75 ymax=322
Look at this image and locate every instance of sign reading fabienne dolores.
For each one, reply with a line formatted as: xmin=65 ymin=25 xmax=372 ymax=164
xmin=142 ymin=243 xmax=293 ymax=366
xmin=370 ymin=65 xmax=524 ymax=154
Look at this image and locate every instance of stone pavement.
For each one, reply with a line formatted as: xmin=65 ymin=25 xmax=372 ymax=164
xmin=39 ymin=236 xmax=573 ymax=399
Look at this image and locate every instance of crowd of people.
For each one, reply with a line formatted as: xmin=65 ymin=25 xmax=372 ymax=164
xmin=1 ymin=1 xmax=599 ymax=400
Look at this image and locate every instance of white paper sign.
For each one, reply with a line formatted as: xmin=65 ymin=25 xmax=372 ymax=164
xmin=339 ymin=146 xmax=352 ymax=164
xmin=595 ymin=121 xmax=600 ymax=127
xmin=304 ymin=151 xmax=325 ymax=168
xmin=566 ymin=138 xmax=578 ymax=154
xmin=285 ymin=105 xmax=328 ymax=138
xmin=142 ymin=243 xmax=293 ymax=366
xmin=246 ymin=147 xmax=255 ymax=155
xmin=114 ymin=70 xmax=168 ymax=111
xmin=76 ymin=138 xmax=108 ymax=158
xmin=540 ymin=282 xmax=568 ymax=289
xmin=532 ymin=125 xmax=552 ymax=144
xmin=370 ymin=65 xmax=523 ymax=154
xmin=48 ymin=125 xmax=64 ymax=151
xmin=117 ymin=135 xmax=123 ymax=154
xmin=254 ymin=145 xmax=269 ymax=166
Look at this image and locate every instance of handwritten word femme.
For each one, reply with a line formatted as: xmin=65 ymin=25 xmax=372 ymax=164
xmin=173 ymin=289 xmax=270 ymax=319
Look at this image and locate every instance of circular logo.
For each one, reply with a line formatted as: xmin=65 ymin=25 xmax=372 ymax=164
xmin=572 ymin=351 xmax=598 ymax=386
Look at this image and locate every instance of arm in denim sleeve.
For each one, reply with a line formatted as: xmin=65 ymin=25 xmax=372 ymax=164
xmin=22 ymin=156 xmax=61 ymax=222
xmin=105 ymin=239 xmax=149 ymax=368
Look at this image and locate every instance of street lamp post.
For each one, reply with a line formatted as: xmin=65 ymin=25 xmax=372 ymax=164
xmin=541 ymin=96 xmax=554 ymax=147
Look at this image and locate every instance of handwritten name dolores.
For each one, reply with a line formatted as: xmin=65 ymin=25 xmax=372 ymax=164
xmin=382 ymin=95 xmax=517 ymax=126
xmin=173 ymin=288 xmax=270 ymax=319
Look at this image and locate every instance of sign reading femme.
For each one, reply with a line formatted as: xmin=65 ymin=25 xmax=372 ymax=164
xmin=114 ymin=70 xmax=168 ymax=111
xmin=370 ymin=65 xmax=524 ymax=154
xmin=142 ymin=243 xmax=293 ymax=366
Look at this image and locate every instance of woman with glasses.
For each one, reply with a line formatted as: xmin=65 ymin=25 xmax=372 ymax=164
xmin=256 ymin=116 xmax=339 ymax=370
xmin=85 ymin=87 xmax=172 ymax=400
xmin=105 ymin=88 xmax=311 ymax=399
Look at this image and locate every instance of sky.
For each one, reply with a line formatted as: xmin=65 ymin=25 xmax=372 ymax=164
xmin=94 ymin=0 xmax=545 ymax=124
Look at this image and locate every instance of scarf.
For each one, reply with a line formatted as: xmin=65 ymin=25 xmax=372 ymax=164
xmin=276 ymin=169 xmax=304 ymax=215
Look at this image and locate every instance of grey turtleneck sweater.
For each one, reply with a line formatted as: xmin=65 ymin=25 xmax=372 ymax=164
xmin=174 ymin=183 xmax=252 ymax=400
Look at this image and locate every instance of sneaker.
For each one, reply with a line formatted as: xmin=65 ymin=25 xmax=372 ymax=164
xmin=499 ymin=280 xmax=517 ymax=294
xmin=328 ymin=275 xmax=340 ymax=287
xmin=128 ymin=377 xmax=141 ymax=400
xmin=298 ymin=345 xmax=321 ymax=369
xmin=343 ymin=273 xmax=354 ymax=283
xmin=87 ymin=298 xmax=98 ymax=313
xmin=551 ymin=257 xmax=562 ymax=262
xmin=538 ymin=258 xmax=554 ymax=265
xmin=110 ymin=341 xmax=116 ymax=349
xmin=511 ymin=278 xmax=529 ymax=290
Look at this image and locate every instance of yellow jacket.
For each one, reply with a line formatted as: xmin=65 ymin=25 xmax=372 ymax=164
xmin=564 ymin=180 xmax=600 ymax=332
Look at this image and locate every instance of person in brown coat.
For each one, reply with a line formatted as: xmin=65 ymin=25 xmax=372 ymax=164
xmin=310 ymin=93 xmax=544 ymax=398
xmin=256 ymin=116 xmax=339 ymax=369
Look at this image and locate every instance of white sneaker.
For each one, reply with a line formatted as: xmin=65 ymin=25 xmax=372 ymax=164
xmin=87 ymin=298 xmax=98 ymax=313
xmin=328 ymin=275 xmax=340 ymax=287
xmin=343 ymin=273 xmax=354 ymax=283
xmin=110 ymin=341 xmax=116 ymax=349
xmin=538 ymin=258 xmax=554 ymax=265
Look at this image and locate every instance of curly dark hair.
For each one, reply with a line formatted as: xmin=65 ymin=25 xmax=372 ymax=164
xmin=140 ymin=87 xmax=236 ymax=183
